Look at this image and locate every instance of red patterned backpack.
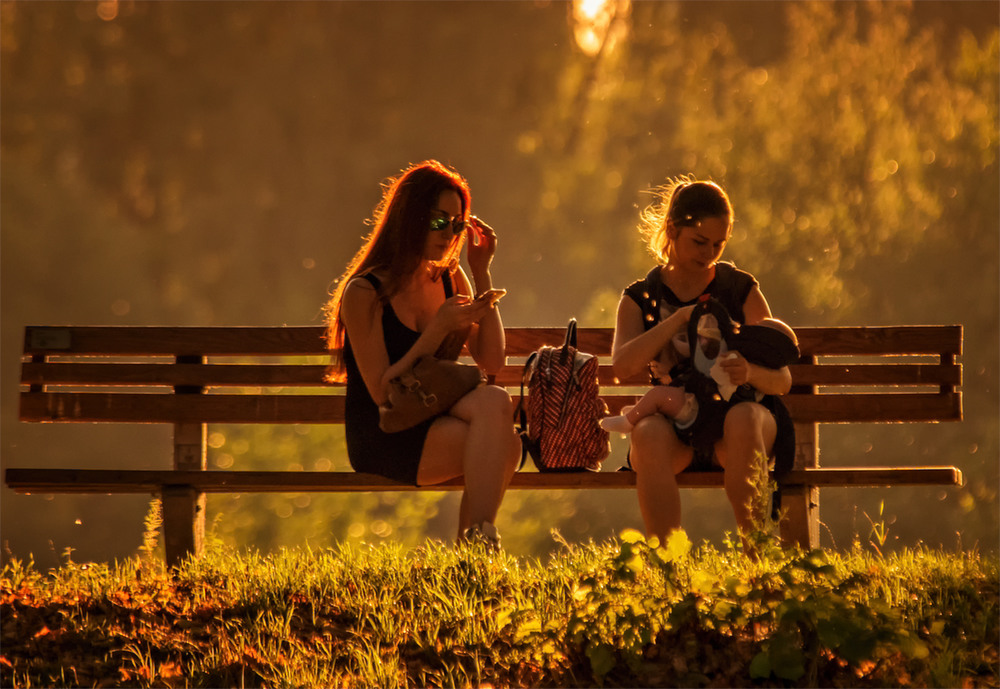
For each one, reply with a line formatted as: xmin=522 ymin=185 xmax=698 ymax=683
xmin=515 ymin=319 xmax=611 ymax=472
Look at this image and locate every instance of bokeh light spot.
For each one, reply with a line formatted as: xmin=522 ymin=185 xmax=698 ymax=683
xmin=110 ymin=299 xmax=130 ymax=316
xmin=96 ymin=1 xmax=118 ymax=21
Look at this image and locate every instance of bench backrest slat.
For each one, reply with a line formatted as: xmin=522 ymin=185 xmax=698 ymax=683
xmin=20 ymin=392 xmax=345 ymax=424
xmin=23 ymin=326 xmax=619 ymax=357
xmin=21 ymin=362 xmax=962 ymax=390
xmin=795 ymin=325 xmax=962 ymax=356
xmin=20 ymin=362 xmax=332 ymax=387
xmin=20 ymin=390 xmax=961 ymax=425
xmin=21 ymin=325 xmax=963 ymax=426
xmin=27 ymin=325 xmax=962 ymax=357
xmin=786 ymin=363 xmax=962 ymax=387
xmin=25 ymin=326 xmax=329 ymax=356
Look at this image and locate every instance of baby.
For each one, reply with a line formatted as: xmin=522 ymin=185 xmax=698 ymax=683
xmin=600 ymin=317 xmax=798 ymax=435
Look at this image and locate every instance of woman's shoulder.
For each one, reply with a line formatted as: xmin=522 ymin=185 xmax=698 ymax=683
xmin=709 ymin=261 xmax=759 ymax=321
xmin=344 ymin=273 xmax=381 ymax=302
xmin=716 ymin=260 xmax=755 ymax=278
xmin=623 ymin=265 xmax=663 ymax=297
xmin=714 ymin=261 xmax=758 ymax=289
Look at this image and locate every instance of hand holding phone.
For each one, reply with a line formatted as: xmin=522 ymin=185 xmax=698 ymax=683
xmin=475 ymin=288 xmax=507 ymax=306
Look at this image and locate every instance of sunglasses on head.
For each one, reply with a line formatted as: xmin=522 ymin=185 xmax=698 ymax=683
xmin=429 ymin=215 xmax=468 ymax=234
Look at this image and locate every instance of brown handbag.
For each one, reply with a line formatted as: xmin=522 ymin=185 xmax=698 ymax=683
xmin=378 ymin=356 xmax=486 ymax=433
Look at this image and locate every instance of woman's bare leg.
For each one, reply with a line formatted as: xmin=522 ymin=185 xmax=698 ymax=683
xmin=714 ymin=402 xmax=777 ymax=537
xmin=416 ymin=385 xmax=520 ymax=538
xmin=628 ymin=414 xmax=694 ymax=542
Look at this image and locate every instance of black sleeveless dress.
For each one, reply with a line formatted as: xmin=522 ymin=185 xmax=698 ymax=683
xmin=342 ymin=272 xmax=457 ymax=485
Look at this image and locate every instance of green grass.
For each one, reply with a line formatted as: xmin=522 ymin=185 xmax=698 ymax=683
xmin=2 ymin=522 xmax=997 ymax=689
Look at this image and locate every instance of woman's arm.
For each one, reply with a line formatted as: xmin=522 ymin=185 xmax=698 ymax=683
xmin=725 ymin=284 xmax=792 ymax=395
xmin=339 ymin=277 xmax=392 ymax=404
xmin=611 ymin=296 xmax=694 ymax=380
xmin=741 ymin=285 xmax=773 ymax=326
xmin=454 ymin=267 xmax=506 ymax=375
xmin=462 ymin=217 xmax=506 ymax=375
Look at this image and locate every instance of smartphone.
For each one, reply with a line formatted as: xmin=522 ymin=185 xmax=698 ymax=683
xmin=475 ymin=288 xmax=507 ymax=306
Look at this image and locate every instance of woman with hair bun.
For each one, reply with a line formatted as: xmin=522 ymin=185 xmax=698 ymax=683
xmin=609 ymin=177 xmax=795 ymax=547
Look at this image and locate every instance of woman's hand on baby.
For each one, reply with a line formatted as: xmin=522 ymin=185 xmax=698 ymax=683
xmin=667 ymin=304 xmax=697 ymax=327
xmin=648 ymin=359 xmax=672 ymax=383
xmin=718 ymin=351 xmax=751 ymax=385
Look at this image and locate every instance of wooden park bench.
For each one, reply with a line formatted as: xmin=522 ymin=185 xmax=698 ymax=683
xmin=8 ymin=323 xmax=963 ymax=566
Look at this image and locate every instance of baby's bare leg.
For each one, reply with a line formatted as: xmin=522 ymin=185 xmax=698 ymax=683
xmin=626 ymin=386 xmax=690 ymax=424
xmin=602 ymin=386 xmax=697 ymax=433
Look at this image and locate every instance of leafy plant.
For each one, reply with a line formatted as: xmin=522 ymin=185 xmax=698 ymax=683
xmin=138 ymin=498 xmax=163 ymax=568
xmin=865 ymin=499 xmax=891 ymax=556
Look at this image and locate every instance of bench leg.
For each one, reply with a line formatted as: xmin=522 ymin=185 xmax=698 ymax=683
xmin=162 ymin=486 xmax=206 ymax=567
xmin=780 ymin=485 xmax=819 ymax=549
xmin=780 ymin=420 xmax=820 ymax=549
xmin=164 ymin=422 xmax=206 ymax=567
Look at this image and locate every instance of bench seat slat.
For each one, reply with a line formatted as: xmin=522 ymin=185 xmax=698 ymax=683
xmin=20 ymin=391 xmax=962 ymax=424
xmin=3 ymin=466 xmax=963 ymax=494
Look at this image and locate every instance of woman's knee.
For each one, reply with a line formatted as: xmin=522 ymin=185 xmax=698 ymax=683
xmin=469 ymin=384 xmax=514 ymax=416
xmin=723 ymin=403 xmax=767 ymax=441
xmin=630 ymin=416 xmax=684 ymax=473
xmin=451 ymin=384 xmax=512 ymax=423
xmin=631 ymin=414 xmax=672 ymax=446
xmin=720 ymin=403 xmax=776 ymax=465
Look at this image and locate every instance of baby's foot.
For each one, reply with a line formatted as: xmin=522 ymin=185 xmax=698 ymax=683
xmin=674 ymin=394 xmax=699 ymax=429
xmin=600 ymin=414 xmax=634 ymax=434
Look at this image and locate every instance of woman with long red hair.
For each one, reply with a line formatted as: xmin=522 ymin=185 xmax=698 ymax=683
xmin=324 ymin=160 xmax=518 ymax=548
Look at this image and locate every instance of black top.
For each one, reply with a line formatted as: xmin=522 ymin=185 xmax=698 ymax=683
xmin=623 ymin=262 xmax=757 ymax=328
xmin=342 ymin=271 xmax=456 ymax=484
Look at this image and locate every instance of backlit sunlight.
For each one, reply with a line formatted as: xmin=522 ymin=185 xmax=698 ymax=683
xmin=572 ymin=0 xmax=630 ymax=57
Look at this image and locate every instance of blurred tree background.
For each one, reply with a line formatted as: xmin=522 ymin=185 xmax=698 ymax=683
xmin=2 ymin=0 xmax=996 ymax=569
